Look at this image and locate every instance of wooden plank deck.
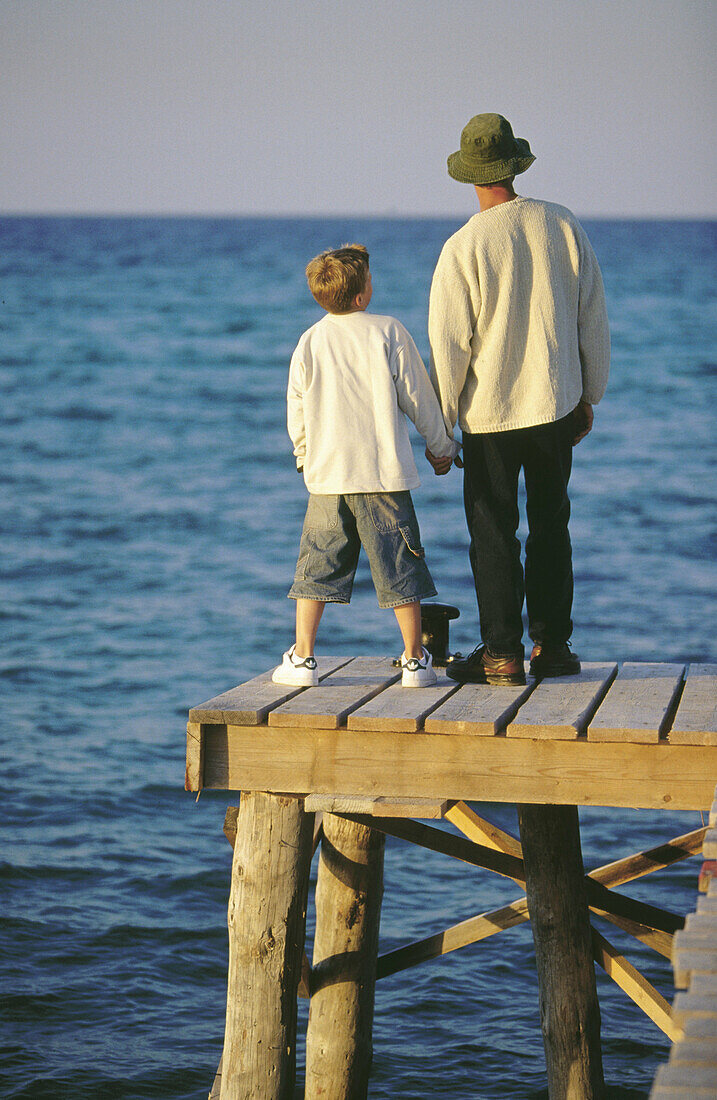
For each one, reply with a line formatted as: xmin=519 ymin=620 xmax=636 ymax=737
xmin=187 ymin=660 xmax=717 ymax=810
xmin=587 ymin=663 xmax=685 ymax=743
xmin=188 ymin=656 xmax=352 ymax=724
xmin=506 ymin=662 xmax=617 ymax=739
xmin=268 ymin=656 xmax=401 ymax=729
xmin=347 ymin=671 xmax=459 ymax=733
xmin=425 ymin=677 xmax=535 ymax=736
xmin=670 ymin=664 xmax=717 ymax=745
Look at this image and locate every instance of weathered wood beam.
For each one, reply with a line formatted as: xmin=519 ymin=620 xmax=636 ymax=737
xmin=586 ymin=879 xmax=683 ymax=935
xmin=592 ymin=911 xmax=673 ymax=958
xmin=376 ymin=897 xmax=531 ymax=979
xmin=518 ymin=803 xmax=605 ymax=1097
xmin=305 ymin=794 xmax=451 ymax=818
xmin=337 ymin=813 xmax=526 ymax=883
xmin=186 ymin=721 xmax=204 ymax=791
xmin=222 ymin=804 xmax=319 ymax=1001
xmin=591 ymin=927 xmax=681 ymax=1041
xmin=340 ymin=813 xmax=685 ymax=937
xmin=444 ymin=800 xmax=523 ymax=857
xmin=224 ymin=803 xmax=324 ymax=856
xmin=374 ymin=826 xmax=699 ymax=995
xmin=305 ymin=814 xmax=385 ymax=1100
xmin=198 ymin=723 xmax=717 ymax=810
xmin=589 ymin=827 xmax=706 ymax=886
xmin=444 ymin=810 xmax=704 ymax=904
xmin=444 ymin=813 xmax=699 ymax=949
xmin=221 ymin=792 xmax=313 ymax=1100
xmin=375 ymin=897 xmax=675 ymax=983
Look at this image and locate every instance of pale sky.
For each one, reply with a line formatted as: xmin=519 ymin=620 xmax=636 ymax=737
xmin=2 ymin=0 xmax=715 ymax=218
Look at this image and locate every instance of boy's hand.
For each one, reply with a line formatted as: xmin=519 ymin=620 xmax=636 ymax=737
xmin=425 ymin=448 xmax=452 ymax=475
xmin=572 ymin=400 xmax=594 ymax=445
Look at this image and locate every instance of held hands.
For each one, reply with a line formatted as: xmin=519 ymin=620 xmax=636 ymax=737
xmin=426 ymin=403 xmax=593 ymax=474
xmin=425 ymin=448 xmax=464 ymax=475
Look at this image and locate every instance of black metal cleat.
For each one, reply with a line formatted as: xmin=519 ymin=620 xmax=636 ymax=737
xmin=420 ymin=603 xmax=460 ymax=667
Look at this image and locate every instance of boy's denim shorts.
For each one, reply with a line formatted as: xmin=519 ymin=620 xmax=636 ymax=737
xmin=288 ymin=491 xmax=437 ymax=609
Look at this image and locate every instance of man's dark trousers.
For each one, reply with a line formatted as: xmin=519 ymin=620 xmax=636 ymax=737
xmin=462 ymin=412 xmax=575 ymax=658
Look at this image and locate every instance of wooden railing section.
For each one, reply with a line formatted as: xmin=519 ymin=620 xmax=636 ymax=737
xmin=651 ymin=784 xmax=717 ymax=1098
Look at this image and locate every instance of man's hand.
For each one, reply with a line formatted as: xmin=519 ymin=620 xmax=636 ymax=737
xmin=425 ymin=447 xmax=452 ymax=475
xmin=572 ymin=400 xmax=594 ymax=445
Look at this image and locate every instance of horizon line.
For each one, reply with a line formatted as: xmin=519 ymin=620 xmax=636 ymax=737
xmin=1 ymin=210 xmax=715 ymax=222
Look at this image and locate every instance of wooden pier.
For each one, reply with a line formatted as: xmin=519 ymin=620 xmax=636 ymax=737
xmin=186 ymin=658 xmax=717 ymax=1099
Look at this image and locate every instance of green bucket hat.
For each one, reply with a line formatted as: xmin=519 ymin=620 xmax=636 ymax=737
xmin=448 ymin=113 xmax=535 ymax=184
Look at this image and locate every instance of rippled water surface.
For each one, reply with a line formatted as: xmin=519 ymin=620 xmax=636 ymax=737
xmin=2 ymin=216 xmax=716 ymax=1098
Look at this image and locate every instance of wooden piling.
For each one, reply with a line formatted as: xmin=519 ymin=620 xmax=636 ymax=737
xmin=518 ymin=803 xmax=605 ymax=1098
xmin=305 ymin=812 xmax=385 ymax=1100
xmin=221 ymin=791 xmax=313 ymax=1100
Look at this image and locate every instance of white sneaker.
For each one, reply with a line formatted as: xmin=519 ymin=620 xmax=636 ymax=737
xmin=401 ymin=648 xmax=437 ymax=688
xmin=272 ymin=646 xmax=319 ymax=687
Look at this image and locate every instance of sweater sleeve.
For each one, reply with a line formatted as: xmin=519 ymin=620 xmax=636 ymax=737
xmin=427 ymin=243 xmax=478 ymax=431
xmin=287 ymin=346 xmax=306 ymax=469
xmin=393 ymin=327 xmax=460 ymax=459
xmin=577 ymin=229 xmax=611 ymax=404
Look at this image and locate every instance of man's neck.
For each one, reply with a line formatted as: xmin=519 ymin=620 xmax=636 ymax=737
xmin=474 ymin=183 xmax=519 ymax=211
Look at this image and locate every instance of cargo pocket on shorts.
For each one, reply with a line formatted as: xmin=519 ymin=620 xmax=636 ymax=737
xmin=305 ymin=494 xmax=340 ymax=531
xmin=399 ymin=523 xmax=425 ymax=558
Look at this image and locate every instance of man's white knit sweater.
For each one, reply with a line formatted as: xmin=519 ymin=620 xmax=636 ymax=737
xmin=428 ymin=196 xmax=610 ymax=434
xmin=288 ymin=311 xmax=458 ymax=495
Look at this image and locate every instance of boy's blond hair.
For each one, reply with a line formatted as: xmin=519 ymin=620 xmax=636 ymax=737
xmin=305 ymin=244 xmax=369 ymax=314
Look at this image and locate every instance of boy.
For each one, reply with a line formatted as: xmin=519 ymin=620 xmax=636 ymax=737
xmin=273 ymin=244 xmax=459 ymax=689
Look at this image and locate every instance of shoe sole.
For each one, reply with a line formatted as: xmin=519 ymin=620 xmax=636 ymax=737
xmin=271 ymin=670 xmax=318 ymax=687
xmin=402 ymin=674 xmax=438 ymax=688
xmin=447 ymin=668 xmax=526 ymax=686
xmin=529 ymin=662 xmax=581 ymax=679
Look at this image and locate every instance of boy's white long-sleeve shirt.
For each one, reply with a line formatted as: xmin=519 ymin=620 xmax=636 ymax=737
xmin=287 ymin=311 xmax=459 ymax=495
xmin=428 ymin=197 xmax=610 ymax=434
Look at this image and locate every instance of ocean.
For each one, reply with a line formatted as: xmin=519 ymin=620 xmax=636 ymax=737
xmin=1 ymin=214 xmax=715 ymax=1098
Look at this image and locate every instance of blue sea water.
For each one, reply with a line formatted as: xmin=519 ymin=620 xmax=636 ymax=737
xmin=1 ymin=214 xmax=715 ymax=1099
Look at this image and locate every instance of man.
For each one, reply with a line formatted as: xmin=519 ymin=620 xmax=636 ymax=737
xmin=428 ymin=113 xmax=610 ymax=685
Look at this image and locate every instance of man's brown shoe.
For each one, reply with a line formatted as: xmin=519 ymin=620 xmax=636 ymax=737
xmin=529 ymin=642 xmax=581 ymax=679
xmin=446 ymin=644 xmax=526 ymax=685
